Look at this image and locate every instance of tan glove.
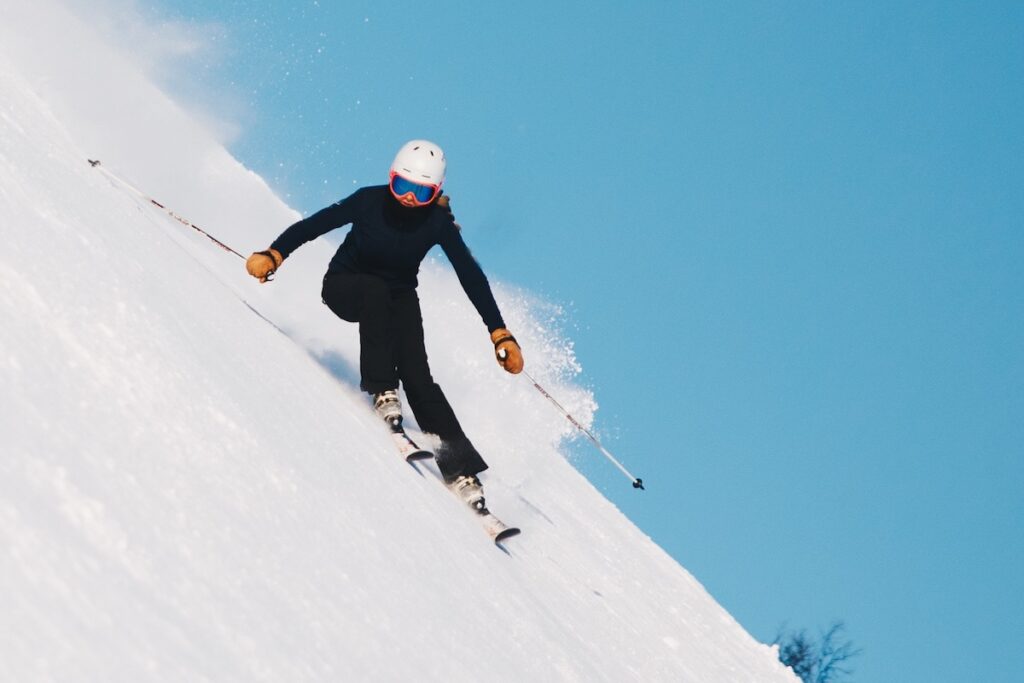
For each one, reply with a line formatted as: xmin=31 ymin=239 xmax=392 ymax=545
xmin=490 ymin=328 xmax=524 ymax=374
xmin=246 ymin=248 xmax=283 ymax=283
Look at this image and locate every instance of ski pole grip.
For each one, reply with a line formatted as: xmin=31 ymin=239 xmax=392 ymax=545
xmin=492 ymin=333 xmax=517 ymax=348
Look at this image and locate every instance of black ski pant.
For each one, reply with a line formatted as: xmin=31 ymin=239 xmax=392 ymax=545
xmin=321 ymin=271 xmax=487 ymax=480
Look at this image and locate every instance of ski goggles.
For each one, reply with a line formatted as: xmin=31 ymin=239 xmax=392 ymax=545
xmin=389 ymin=171 xmax=441 ymax=205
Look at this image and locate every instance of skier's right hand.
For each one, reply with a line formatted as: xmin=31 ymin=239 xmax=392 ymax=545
xmin=246 ymin=248 xmax=283 ymax=283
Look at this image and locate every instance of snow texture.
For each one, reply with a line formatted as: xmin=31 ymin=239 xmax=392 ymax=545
xmin=0 ymin=1 xmax=796 ymax=681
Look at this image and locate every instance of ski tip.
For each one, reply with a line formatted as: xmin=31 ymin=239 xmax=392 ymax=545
xmin=494 ymin=527 xmax=521 ymax=544
xmin=404 ymin=450 xmax=434 ymax=463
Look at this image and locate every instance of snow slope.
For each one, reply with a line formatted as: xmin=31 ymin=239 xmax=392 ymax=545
xmin=0 ymin=1 xmax=796 ymax=681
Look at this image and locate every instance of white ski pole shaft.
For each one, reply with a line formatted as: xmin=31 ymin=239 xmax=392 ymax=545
xmin=87 ymin=159 xmax=246 ymax=260
xmin=522 ymin=370 xmax=643 ymax=490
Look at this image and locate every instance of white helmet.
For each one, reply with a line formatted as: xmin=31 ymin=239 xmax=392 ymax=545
xmin=390 ymin=139 xmax=446 ymax=187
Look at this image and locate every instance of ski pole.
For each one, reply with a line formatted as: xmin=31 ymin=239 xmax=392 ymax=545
xmin=522 ymin=369 xmax=644 ymax=490
xmin=87 ymin=159 xmax=246 ymax=261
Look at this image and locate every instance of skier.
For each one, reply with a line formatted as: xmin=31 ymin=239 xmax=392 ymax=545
xmin=245 ymin=140 xmax=523 ymax=509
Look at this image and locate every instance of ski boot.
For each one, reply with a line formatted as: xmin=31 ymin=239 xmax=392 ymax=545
xmin=373 ymin=389 xmax=402 ymax=426
xmin=450 ymin=475 xmax=486 ymax=512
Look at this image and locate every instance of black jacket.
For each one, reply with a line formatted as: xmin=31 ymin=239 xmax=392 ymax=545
xmin=271 ymin=186 xmax=505 ymax=331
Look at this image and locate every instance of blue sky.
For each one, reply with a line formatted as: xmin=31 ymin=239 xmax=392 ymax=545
xmin=145 ymin=2 xmax=1022 ymax=680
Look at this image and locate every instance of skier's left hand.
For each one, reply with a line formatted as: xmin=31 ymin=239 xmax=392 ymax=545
xmin=490 ymin=328 xmax=524 ymax=374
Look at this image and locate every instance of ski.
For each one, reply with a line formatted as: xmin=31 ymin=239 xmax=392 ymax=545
xmin=383 ymin=419 xmax=520 ymax=545
xmin=386 ymin=418 xmax=433 ymax=462
xmin=470 ymin=505 xmax=521 ymax=544
xmin=442 ymin=478 xmax=521 ymax=546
